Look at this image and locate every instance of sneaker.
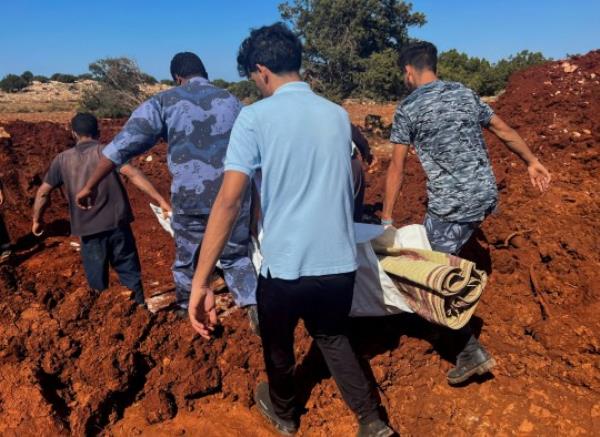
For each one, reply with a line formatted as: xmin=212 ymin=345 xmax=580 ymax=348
xmin=247 ymin=304 xmax=260 ymax=336
xmin=447 ymin=338 xmax=496 ymax=385
xmin=357 ymin=419 xmax=395 ymax=437
xmin=254 ymin=382 xmax=298 ymax=435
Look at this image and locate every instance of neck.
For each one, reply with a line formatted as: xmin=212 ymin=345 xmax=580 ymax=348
xmin=77 ymin=136 xmax=95 ymax=144
xmin=414 ymin=70 xmax=438 ymax=88
xmin=270 ymin=72 xmax=302 ymax=94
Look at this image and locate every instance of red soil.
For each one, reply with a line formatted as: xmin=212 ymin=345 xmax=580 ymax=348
xmin=0 ymin=52 xmax=599 ymax=436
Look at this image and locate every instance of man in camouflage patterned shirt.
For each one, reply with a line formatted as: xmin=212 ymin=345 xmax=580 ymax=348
xmin=76 ymin=53 xmax=258 ymax=324
xmin=382 ymin=42 xmax=551 ymax=385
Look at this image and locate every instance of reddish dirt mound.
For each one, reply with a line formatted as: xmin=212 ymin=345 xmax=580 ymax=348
xmin=1 ymin=51 xmax=599 ymax=436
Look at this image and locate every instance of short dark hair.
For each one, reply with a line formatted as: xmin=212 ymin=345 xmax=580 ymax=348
xmin=237 ymin=22 xmax=302 ymax=78
xmin=170 ymin=52 xmax=208 ymax=81
xmin=399 ymin=41 xmax=438 ymax=73
xmin=71 ymin=112 xmax=99 ymax=138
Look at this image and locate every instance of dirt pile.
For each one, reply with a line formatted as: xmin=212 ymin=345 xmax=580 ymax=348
xmin=0 ymin=51 xmax=599 ymax=436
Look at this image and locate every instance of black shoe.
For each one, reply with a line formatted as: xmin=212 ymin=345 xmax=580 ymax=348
xmin=254 ymin=382 xmax=298 ymax=435
xmin=357 ymin=418 xmax=395 ymax=437
xmin=447 ymin=338 xmax=496 ymax=385
xmin=247 ymin=304 xmax=260 ymax=336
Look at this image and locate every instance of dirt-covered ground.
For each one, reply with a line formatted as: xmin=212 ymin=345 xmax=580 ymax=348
xmin=0 ymin=52 xmax=599 ymax=436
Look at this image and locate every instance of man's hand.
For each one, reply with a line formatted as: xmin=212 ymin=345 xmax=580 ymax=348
xmin=527 ymin=160 xmax=551 ymax=192
xmin=188 ymin=284 xmax=218 ymax=339
xmin=75 ymin=187 xmax=94 ymax=210
xmin=159 ymin=200 xmax=172 ymax=219
xmin=0 ymin=187 xmax=4 ymax=206
xmin=32 ymin=220 xmax=44 ymax=236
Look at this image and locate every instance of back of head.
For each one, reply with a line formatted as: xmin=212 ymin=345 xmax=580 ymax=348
xmin=237 ymin=22 xmax=302 ymax=77
xmin=400 ymin=41 xmax=438 ymax=74
xmin=170 ymin=52 xmax=208 ymax=81
xmin=71 ymin=112 xmax=99 ymax=139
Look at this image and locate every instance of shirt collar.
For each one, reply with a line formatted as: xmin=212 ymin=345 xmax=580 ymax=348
xmin=273 ymin=81 xmax=311 ymax=95
xmin=189 ymin=76 xmax=210 ymax=85
xmin=75 ymin=140 xmax=99 ymax=150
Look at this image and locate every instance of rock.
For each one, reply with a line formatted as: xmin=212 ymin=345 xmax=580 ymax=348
xmin=0 ymin=127 xmax=11 ymax=139
xmin=561 ymin=62 xmax=578 ymax=73
xmin=145 ymin=155 xmax=153 ymax=162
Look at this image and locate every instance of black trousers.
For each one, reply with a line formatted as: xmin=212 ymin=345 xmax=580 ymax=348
xmin=0 ymin=214 xmax=10 ymax=249
xmin=80 ymin=224 xmax=144 ymax=304
xmin=257 ymin=271 xmax=380 ymax=423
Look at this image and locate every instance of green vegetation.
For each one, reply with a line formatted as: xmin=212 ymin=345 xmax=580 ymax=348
xmin=0 ymin=74 xmax=28 ymax=92
xmin=79 ymin=57 xmax=151 ymax=118
xmin=280 ymin=0 xmax=425 ymax=101
xmin=50 ymin=73 xmax=78 ymax=83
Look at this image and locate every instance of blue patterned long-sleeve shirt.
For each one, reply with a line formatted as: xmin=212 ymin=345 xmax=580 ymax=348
xmin=103 ymin=77 xmax=243 ymax=214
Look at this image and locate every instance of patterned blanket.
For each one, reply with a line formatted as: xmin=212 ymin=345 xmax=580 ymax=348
xmin=377 ymin=248 xmax=487 ymax=330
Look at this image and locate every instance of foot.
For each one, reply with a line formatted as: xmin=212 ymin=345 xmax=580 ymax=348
xmin=357 ymin=418 xmax=395 ymax=437
xmin=447 ymin=339 xmax=496 ymax=385
xmin=254 ymin=382 xmax=298 ymax=435
xmin=247 ymin=304 xmax=260 ymax=336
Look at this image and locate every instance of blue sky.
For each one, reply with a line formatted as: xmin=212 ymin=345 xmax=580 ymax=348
xmin=1 ymin=0 xmax=598 ymax=82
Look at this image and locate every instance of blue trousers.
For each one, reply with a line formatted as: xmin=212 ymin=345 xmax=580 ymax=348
xmin=172 ymin=200 xmax=257 ymax=309
xmin=80 ymin=224 xmax=144 ymax=304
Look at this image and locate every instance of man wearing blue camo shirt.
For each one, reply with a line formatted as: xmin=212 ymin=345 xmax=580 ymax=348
xmin=383 ymin=41 xmax=551 ymax=385
xmin=76 ymin=53 xmax=258 ymax=325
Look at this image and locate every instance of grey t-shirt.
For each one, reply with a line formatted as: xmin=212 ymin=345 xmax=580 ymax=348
xmin=44 ymin=141 xmax=133 ymax=237
xmin=390 ymin=80 xmax=498 ymax=222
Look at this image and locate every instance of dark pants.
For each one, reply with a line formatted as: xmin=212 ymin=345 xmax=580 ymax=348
xmin=80 ymin=224 xmax=144 ymax=304
xmin=257 ymin=271 xmax=380 ymax=424
xmin=351 ymin=157 xmax=365 ymax=222
xmin=0 ymin=214 xmax=10 ymax=249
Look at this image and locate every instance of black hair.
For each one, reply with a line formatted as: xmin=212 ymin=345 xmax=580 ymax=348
xmin=170 ymin=52 xmax=208 ymax=81
xmin=237 ymin=22 xmax=302 ymax=77
xmin=71 ymin=112 xmax=99 ymax=138
xmin=399 ymin=41 xmax=438 ymax=73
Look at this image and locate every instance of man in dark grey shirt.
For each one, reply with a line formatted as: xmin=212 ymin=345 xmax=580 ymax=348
xmin=32 ymin=113 xmax=171 ymax=305
xmin=382 ymin=42 xmax=551 ymax=385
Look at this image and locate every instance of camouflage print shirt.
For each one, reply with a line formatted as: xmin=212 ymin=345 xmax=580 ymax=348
xmin=390 ymin=80 xmax=498 ymax=222
xmin=103 ymin=77 xmax=243 ymax=214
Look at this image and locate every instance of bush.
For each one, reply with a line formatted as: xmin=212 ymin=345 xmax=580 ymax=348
xmin=211 ymin=79 xmax=230 ymax=89
xmin=227 ymin=80 xmax=261 ymax=102
xmin=140 ymin=73 xmax=157 ymax=84
xmin=32 ymin=75 xmax=49 ymax=83
xmin=0 ymin=74 xmax=28 ymax=92
xmin=51 ymin=73 xmax=78 ymax=83
xmin=79 ymin=57 xmax=151 ymax=118
xmin=21 ymin=71 xmax=34 ymax=83
xmin=78 ymin=73 xmax=94 ymax=81
xmin=355 ymin=49 xmax=404 ymax=101
xmin=160 ymin=79 xmax=175 ymax=86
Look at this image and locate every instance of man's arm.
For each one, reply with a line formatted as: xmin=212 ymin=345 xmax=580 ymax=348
xmin=381 ymin=144 xmax=409 ymax=224
xmin=487 ymin=114 xmax=551 ymax=192
xmin=32 ymin=182 xmax=54 ymax=235
xmin=189 ymin=171 xmax=249 ymax=339
xmin=76 ymin=98 xmax=165 ymax=208
xmin=119 ymin=164 xmax=171 ymax=217
xmin=0 ymin=179 xmax=4 ymax=206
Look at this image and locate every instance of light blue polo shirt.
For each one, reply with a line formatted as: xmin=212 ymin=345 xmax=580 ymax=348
xmin=225 ymin=81 xmax=357 ymax=279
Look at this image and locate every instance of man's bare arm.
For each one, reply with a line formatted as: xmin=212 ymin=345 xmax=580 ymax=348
xmin=75 ymin=156 xmax=116 ymax=209
xmin=189 ymin=171 xmax=249 ymax=338
xmin=381 ymin=144 xmax=409 ymax=224
xmin=32 ymin=182 xmax=54 ymax=235
xmin=487 ymin=115 xmax=551 ymax=192
xmin=119 ymin=164 xmax=171 ymax=217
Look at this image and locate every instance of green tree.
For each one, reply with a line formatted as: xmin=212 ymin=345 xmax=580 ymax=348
xmin=279 ymin=0 xmax=425 ymax=100
xmin=50 ymin=73 xmax=78 ymax=83
xmin=21 ymin=71 xmax=34 ymax=84
xmin=0 ymin=74 xmax=28 ymax=92
xmin=79 ymin=57 xmax=151 ymax=118
xmin=32 ymin=75 xmax=49 ymax=83
xmin=212 ymin=79 xmax=231 ymax=89
xmin=227 ymin=80 xmax=261 ymax=102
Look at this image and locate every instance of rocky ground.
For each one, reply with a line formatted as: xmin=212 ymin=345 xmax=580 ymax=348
xmin=0 ymin=52 xmax=598 ymax=436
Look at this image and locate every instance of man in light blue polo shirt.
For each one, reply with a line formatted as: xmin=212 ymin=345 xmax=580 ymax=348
xmin=188 ymin=23 xmax=393 ymax=437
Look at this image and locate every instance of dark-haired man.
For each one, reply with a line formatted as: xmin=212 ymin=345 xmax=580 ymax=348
xmin=75 ymin=52 xmax=258 ymax=323
xmin=188 ymin=23 xmax=393 ymax=437
xmin=382 ymin=41 xmax=551 ymax=385
xmin=32 ymin=113 xmax=171 ymax=304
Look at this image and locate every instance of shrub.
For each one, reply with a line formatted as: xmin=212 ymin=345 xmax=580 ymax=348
xmin=32 ymin=75 xmax=49 ymax=83
xmin=227 ymin=80 xmax=261 ymax=102
xmin=79 ymin=57 xmax=151 ymax=118
xmin=21 ymin=71 xmax=34 ymax=83
xmin=0 ymin=74 xmax=28 ymax=92
xmin=160 ymin=79 xmax=175 ymax=86
xmin=211 ymin=79 xmax=230 ymax=89
xmin=50 ymin=73 xmax=78 ymax=83
xmin=78 ymin=73 xmax=94 ymax=81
